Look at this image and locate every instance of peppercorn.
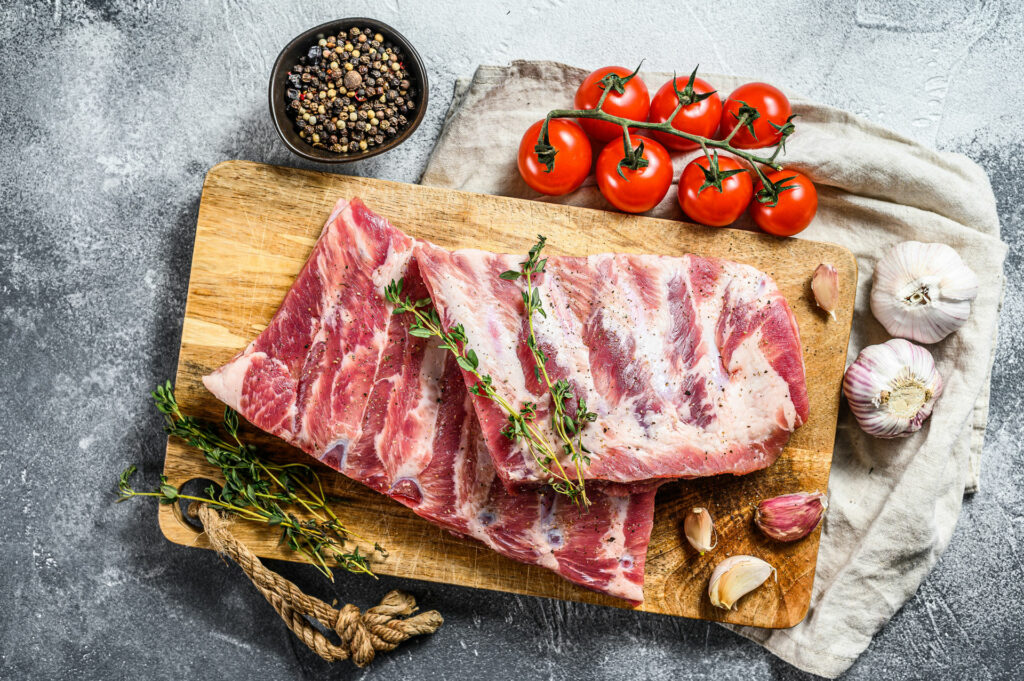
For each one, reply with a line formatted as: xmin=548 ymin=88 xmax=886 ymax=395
xmin=344 ymin=70 xmax=362 ymax=89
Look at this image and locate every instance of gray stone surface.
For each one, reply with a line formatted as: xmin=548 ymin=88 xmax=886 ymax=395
xmin=1 ymin=1 xmax=1022 ymax=678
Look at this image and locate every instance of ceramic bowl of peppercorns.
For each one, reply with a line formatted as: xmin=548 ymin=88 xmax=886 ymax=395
xmin=269 ymin=18 xmax=428 ymax=162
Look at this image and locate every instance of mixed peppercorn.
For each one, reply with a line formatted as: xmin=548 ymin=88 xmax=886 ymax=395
xmin=285 ymin=26 xmax=418 ymax=154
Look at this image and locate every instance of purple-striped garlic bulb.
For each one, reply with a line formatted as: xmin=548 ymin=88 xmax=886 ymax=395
xmin=843 ymin=339 xmax=943 ymax=438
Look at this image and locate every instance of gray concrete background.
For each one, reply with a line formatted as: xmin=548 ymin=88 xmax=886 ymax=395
xmin=2 ymin=1 xmax=1022 ymax=679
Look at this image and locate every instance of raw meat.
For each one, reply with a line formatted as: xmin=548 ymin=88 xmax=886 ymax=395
xmin=414 ymin=241 xmax=809 ymax=490
xmin=203 ymin=198 xmax=414 ymax=455
xmin=203 ymin=199 xmax=657 ymax=602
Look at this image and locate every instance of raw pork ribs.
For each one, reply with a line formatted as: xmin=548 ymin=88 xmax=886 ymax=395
xmin=204 ymin=199 xmax=656 ymax=602
xmin=203 ymin=197 xmax=808 ymax=603
xmin=415 ymin=241 xmax=808 ymax=490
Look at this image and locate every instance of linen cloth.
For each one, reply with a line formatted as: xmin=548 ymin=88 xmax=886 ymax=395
xmin=419 ymin=61 xmax=1006 ymax=678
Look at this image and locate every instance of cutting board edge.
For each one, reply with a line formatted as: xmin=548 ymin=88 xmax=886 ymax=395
xmin=207 ymin=159 xmax=861 ymax=265
xmin=155 ymin=484 xmax=819 ymax=628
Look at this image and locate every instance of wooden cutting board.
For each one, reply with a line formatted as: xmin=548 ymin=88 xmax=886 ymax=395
xmin=160 ymin=159 xmax=856 ymax=628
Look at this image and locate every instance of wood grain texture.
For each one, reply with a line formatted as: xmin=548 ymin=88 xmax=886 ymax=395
xmin=160 ymin=160 xmax=856 ymax=628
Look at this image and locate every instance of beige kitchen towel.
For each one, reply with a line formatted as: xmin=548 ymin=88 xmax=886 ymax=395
xmin=420 ymin=61 xmax=1006 ymax=679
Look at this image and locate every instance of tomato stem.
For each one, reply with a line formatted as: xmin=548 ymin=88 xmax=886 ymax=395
xmin=542 ymin=107 xmax=784 ymax=173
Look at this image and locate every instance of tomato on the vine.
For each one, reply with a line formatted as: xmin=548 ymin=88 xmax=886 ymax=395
xmin=574 ymin=66 xmax=651 ymax=142
xmin=718 ymin=82 xmax=792 ymax=149
xmin=749 ymin=170 xmax=818 ymax=236
xmin=677 ymin=153 xmax=753 ymax=227
xmin=647 ymin=69 xmax=721 ymax=151
xmin=517 ymin=119 xmax=592 ymax=196
xmin=596 ymin=135 xmax=672 ymax=213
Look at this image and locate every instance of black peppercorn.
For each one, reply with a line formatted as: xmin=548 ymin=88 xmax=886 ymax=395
xmin=307 ymin=45 xmax=321 ymax=61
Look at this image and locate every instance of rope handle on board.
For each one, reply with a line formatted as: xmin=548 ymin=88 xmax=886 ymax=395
xmin=191 ymin=503 xmax=443 ymax=667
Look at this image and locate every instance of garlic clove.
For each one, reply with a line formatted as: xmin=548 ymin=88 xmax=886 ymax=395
xmin=755 ymin=492 xmax=828 ymax=542
xmin=684 ymin=507 xmax=717 ymax=554
xmin=811 ymin=263 xmax=839 ymax=320
xmin=843 ymin=338 xmax=943 ymax=438
xmin=708 ymin=555 xmax=776 ymax=610
xmin=870 ymin=241 xmax=979 ymax=343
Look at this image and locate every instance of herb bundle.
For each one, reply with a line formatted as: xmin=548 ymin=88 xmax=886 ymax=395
xmin=385 ymin=237 xmax=596 ymax=507
xmin=117 ymin=382 xmax=384 ymax=579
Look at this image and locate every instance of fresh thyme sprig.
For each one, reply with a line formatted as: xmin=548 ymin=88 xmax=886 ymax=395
xmin=499 ymin=236 xmax=596 ymax=506
xmin=383 ymin=276 xmax=590 ymax=507
xmin=117 ymin=382 xmax=385 ymax=580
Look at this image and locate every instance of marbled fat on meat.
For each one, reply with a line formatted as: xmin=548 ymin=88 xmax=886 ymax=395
xmin=203 ymin=199 xmax=657 ymax=602
xmin=414 ymin=241 xmax=809 ymax=490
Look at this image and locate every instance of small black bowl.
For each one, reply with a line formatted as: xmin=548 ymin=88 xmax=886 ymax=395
xmin=269 ymin=18 xmax=428 ymax=163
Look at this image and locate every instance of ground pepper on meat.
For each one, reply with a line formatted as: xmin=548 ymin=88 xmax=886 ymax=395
xmin=286 ymin=26 xmax=417 ymax=154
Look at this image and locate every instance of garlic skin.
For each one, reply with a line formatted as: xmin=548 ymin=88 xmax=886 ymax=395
xmin=843 ymin=339 xmax=943 ymax=438
xmin=755 ymin=492 xmax=828 ymax=542
xmin=811 ymin=263 xmax=839 ymax=320
xmin=708 ymin=555 xmax=776 ymax=610
xmin=870 ymin=241 xmax=978 ymax=343
xmin=684 ymin=507 xmax=717 ymax=554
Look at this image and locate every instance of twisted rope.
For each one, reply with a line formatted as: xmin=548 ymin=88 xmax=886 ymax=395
xmin=192 ymin=503 xmax=443 ymax=666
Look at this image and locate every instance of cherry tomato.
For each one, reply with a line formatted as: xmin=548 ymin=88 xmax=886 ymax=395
xmin=647 ymin=73 xmax=722 ymax=151
xmin=677 ymin=154 xmax=753 ymax=227
xmin=574 ymin=66 xmax=651 ymax=142
xmin=517 ymin=119 xmax=592 ymax=196
xmin=749 ymin=170 xmax=818 ymax=236
xmin=718 ymin=82 xmax=792 ymax=149
xmin=596 ymin=136 xmax=672 ymax=213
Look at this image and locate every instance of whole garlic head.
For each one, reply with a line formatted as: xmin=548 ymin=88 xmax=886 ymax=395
xmin=843 ymin=339 xmax=943 ymax=438
xmin=870 ymin=241 xmax=978 ymax=343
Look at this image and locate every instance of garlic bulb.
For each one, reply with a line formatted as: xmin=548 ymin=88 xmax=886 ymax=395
xmin=755 ymin=492 xmax=828 ymax=542
xmin=870 ymin=241 xmax=978 ymax=343
xmin=683 ymin=507 xmax=717 ymax=554
xmin=843 ymin=339 xmax=943 ymax=438
xmin=708 ymin=555 xmax=776 ymax=610
xmin=811 ymin=263 xmax=839 ymax=320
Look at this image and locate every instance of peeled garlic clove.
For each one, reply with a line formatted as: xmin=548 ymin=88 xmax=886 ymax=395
xmin=811 ymin=263 xmax=839 ymax=320
xmin=755 ymin=492 xmax=828 ymax=542
xmin=870 ymin=241 xmax=978 ymax=343
xmin=708 ymin=555 xmax=776 ymax=610
xmin=843 ymin=338 xmax=943 ymax=438
xmin=684 ymin=507 xmax=717 ymax=554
